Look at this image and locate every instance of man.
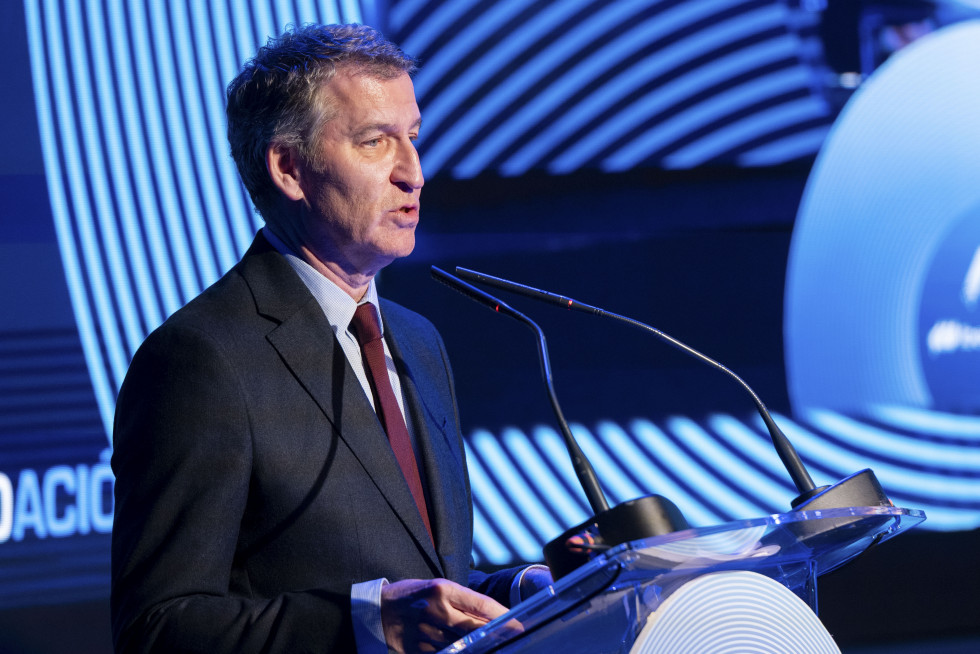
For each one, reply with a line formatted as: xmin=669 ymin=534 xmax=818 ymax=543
xmin=111 ymin=23 xmax=548 ymax=654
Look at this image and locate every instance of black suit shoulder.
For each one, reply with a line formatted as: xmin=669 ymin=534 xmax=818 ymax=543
xmin=110 ymin=241 xmax=354 ymax=653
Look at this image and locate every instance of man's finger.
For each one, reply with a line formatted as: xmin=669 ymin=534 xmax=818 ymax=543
xmin=381 ymin=579 xmax=513 ymax=653
xmin=436 ymin=580 xmax=510 ymax=625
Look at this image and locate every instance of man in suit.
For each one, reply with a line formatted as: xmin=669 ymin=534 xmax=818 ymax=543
xmin=110 ymin=23 xmax=549 ymax=654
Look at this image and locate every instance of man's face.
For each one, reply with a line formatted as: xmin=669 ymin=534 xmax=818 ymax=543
xmin=296 ymin=70 xmax=423 ymax=276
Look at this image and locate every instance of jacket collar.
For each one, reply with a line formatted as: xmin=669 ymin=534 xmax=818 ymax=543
xmin=236 ymin=232 xmax=445 ymax=573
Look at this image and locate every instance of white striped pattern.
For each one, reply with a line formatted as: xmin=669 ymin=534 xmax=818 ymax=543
xmin=632 ymin=571 xmax=840 ymax=653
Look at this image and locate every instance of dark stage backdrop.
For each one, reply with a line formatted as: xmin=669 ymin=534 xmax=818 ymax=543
xmin=2 ymin=1 xmax=979 ymax=652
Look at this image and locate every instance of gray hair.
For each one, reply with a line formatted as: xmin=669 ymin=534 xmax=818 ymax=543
xmin=226 ymin=23 xmax=417 ymax=219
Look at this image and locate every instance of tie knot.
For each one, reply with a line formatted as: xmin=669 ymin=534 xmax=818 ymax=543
xmin=350 ymin=303 xmax=383 ymax=346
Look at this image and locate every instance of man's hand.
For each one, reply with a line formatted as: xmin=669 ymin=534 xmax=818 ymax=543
xmin=381 ymin=578 xmax=510 ymax=653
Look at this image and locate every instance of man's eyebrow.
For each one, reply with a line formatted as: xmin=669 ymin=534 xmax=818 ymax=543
xmin=350 ymin=118 xmax=423 ymax=139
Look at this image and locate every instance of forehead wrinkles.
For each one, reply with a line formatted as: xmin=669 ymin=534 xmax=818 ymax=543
xmin=327 ymin=72 xmax=419 ymax=130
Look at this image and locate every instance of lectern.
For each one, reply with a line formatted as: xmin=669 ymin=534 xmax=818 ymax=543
xmin=431 ymin=268 xmax=927 ymax=652
xmin=442 ymin=506 xmax=925 ymax=654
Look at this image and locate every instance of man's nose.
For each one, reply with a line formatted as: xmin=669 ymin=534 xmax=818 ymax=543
xmin=392 ymin=139 xmax=424 ymax=191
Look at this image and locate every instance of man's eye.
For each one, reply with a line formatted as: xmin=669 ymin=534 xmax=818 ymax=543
xmin=364 ymin=137 xmax=382 ymax=147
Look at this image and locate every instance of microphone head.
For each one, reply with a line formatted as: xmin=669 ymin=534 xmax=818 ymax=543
xmin=430 ymin=266 xmax=519 ymax=318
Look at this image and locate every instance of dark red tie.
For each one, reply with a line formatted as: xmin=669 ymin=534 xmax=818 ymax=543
xmin=350 ymin=303 xmax=433 ymax=543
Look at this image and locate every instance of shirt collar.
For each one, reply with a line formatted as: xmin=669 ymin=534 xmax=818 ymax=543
xmin=262 ymin=226 xmax=381 ymax=337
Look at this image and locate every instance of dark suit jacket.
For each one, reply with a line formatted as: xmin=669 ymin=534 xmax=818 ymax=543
xmin=111 ymin=233 xmax=516 ymax=653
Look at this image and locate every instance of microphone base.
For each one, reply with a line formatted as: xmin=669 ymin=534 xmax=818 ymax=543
xmin=544 ymin=494 xmax=690 ymax=580
xmin=791 ymin=469 xmax=892 ymax=511
xmin=786 ymin=469 xmax=895 ymax=550
xmin=543 ymin=471 xmax=893 ymax=579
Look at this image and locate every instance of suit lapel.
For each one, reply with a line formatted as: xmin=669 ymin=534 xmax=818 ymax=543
xmin=382 ymin=305 xmax=471 ymax=580
xmin=238 ymin=235 xmax=443 ymax=574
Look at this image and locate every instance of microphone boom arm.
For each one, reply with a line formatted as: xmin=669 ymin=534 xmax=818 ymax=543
xmin=453 ymin=266 xmax=819 ymax=502
xmin=430 ymin=266 xmax=611 ymax=515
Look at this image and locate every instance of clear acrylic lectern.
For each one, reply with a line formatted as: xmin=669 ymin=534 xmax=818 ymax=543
xmin=442 ymin=506 xmax=925 ymax=654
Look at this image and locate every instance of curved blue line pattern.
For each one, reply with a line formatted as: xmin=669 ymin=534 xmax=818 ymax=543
xmin=25 ymin=0 xmax=832 ymax=439
xmin=388 ymin=0 xmax=834 ymax=178
xmin=467 ymin=408 xmax=980 ymax=566
xmin=25 ymin=0 xmax=363 ymax=437
xmin=23 ymin=0 xmax=980 ymax=574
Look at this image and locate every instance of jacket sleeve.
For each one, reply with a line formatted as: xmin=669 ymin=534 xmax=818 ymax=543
xmin=110 ymin=323 xmax=356 ymax=654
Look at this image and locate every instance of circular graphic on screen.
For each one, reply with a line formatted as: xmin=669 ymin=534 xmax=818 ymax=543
xmin=785 ymin=19 xmax=980 ymax=417
xmin=919 ymin=203 xmax=980 ymax=412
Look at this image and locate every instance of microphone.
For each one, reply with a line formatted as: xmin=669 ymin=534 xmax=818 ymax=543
xmin=432 ymin=266 xmax=690 ymax=578
xmin=452 ymin=266 xmax=893 ymax=514
xmin=430 ymin=266 xmax=609 ymax=516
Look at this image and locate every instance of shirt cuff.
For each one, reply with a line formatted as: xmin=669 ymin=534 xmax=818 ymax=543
xmin=509 ymin=564 xmax=550 ymax=607
xmin=352 ymin=578 xmax=388 ymax=654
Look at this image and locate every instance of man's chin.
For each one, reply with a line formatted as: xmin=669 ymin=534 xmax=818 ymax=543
xmin=371 ymin=243 xmax=415 ymax=271
xmin=390 ymin=235 xmax=416 ymax=260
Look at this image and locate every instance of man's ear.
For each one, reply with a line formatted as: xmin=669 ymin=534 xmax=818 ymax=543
xmin=266 ymin=143 xmax=306 ymax=202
